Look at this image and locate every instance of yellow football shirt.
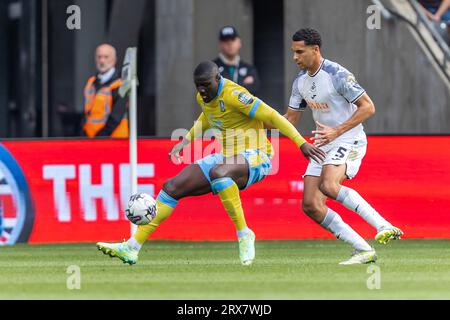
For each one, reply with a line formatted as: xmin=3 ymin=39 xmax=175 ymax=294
xmin=192 ymin=78 xmax=273 ymax=157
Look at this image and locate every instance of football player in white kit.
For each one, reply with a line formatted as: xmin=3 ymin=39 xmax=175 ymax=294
xmin=284 ymin=28 xmax=403 ymax=265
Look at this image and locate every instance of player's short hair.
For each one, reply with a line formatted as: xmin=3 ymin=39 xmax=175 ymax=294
xmin=292 ymin=28 xmax=322 ymax=47
xmin=193 ymin=61 xmax=219 ymax=79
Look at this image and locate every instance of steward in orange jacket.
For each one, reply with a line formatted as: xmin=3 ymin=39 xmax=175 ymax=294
xmin=82 ymin=44 xmax=129 ymax=138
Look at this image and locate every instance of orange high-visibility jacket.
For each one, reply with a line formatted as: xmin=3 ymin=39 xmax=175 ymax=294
xmin=82 ymin=75 xmax=129 ymax=138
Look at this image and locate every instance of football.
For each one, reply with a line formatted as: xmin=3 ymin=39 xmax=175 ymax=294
xmin=125 ymin=193 xmax=157 ymax=225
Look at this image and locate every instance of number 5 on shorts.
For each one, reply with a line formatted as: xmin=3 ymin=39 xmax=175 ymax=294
xmin=331 ymin=147 xmax=348 ymax=161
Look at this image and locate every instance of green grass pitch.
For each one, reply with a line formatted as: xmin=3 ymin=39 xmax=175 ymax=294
xmin=1 ymin=240 xmax=450 ymax=299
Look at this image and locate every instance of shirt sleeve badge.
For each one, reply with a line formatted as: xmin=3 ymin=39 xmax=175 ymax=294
xmin=237 ymin=92 xmax=254 ymax=105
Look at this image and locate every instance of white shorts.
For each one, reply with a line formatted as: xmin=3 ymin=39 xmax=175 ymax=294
xmin=303 ymin=139 xmax=367 ymax=179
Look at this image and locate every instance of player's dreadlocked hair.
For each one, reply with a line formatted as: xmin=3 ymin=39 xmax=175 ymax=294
xmin=292 ymin=28 xmax=322 ymax=47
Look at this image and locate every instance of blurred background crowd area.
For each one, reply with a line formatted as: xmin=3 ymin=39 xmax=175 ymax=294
xmin=0 ymin=0 xmax=449 ymax=139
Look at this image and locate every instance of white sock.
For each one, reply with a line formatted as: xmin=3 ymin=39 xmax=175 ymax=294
xmin=337 ymin=186 xmax=392 ymax=232
xmin=321 ymin=208 xmax=373 ymax=252
xmin=126 ymin=238 xmax=142 ymax=251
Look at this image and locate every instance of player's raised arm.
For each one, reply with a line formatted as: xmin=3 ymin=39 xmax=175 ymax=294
xmin=312 ymin=93 xmax=375 ymax=147
xmin=168 ymin=112 xmax=210 ymax=162
xmin=185 ymin=111 xmax=211 ymax=141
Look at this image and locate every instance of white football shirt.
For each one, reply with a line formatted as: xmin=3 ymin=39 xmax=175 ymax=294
xmin=289 ymin=59 xmax=367 ymax=142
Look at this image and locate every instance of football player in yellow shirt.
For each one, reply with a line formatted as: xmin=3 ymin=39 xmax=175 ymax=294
xmin=97 ymin=61 xmax=325 ymax=266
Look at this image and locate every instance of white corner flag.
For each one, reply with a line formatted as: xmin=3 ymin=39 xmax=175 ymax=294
xmin=120 ymin=47 xmax=138 ymax=235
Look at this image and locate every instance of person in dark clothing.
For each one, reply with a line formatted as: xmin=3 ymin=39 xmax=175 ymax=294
xmin=213 ymin=26 xmax=260 ymax=95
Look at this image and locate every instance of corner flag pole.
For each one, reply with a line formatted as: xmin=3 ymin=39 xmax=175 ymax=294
xmin=119 ymin=47 xmax=138 ymax=235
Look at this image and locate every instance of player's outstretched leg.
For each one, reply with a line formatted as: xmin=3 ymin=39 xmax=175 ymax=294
xmin=321 ymin=209 xmax=377 ymax=265
xmin=303 ymin=176 xmax=376 ymax=265
xmin=212 ymin=177 xmax=255 ymax=265
xmin=97 ymin=164 xmax=211 ymax=265
xmin=319 ymin=164 xmax=403 ymax=245
xmin=209 ymin=157 xmax=255 ymax=266
xmin=97 ymin=189 xmax=178 ymax=265
xmin=336 ymin=186 xmax=403 ymax=244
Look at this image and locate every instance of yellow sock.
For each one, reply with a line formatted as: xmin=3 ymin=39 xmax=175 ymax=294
xmin=212 ymin=177 xmax=247 ymax=232
xmin=133 ymin=190 xmax=178 ymax=244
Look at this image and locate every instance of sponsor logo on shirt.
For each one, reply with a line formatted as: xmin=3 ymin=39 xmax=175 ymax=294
xmin=306 ymin=99 xmax=329 ymax=110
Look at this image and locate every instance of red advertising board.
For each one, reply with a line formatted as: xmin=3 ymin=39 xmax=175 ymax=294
xmin=0 ymin=136 xmax=449 ymax=244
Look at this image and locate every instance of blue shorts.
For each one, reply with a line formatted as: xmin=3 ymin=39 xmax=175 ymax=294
xmin=196 ymin=149 xmax=272 ymax=193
